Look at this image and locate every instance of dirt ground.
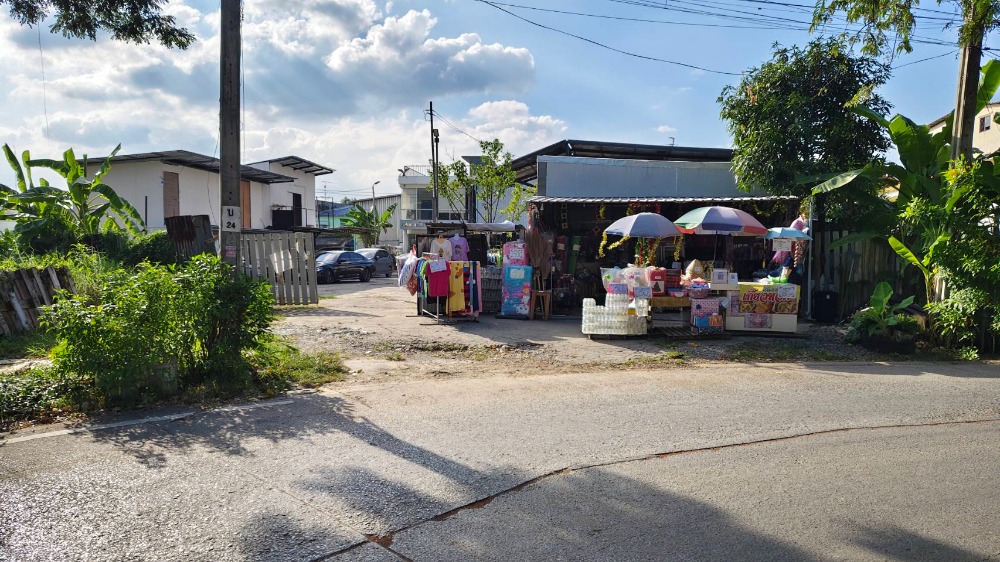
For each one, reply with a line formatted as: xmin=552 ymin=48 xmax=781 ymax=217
xmin=273 ymin=277 xmax=876 ymax=385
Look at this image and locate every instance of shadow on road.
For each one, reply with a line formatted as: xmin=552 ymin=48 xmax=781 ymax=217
xmin=851 ymin=524 xmax=987 ymax=561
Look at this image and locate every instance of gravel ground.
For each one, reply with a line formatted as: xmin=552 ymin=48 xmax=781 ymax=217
xmin=271 ymin=279 xmax=907 ymax=385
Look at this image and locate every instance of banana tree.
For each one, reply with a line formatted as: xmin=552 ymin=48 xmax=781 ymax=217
xmin=811 ymin=59 xmax=1000 ymax=303
xmin=342 ymin=203 xmax=396 ymax=247
xmin=14 ymin=144 xmax=144 ymax=237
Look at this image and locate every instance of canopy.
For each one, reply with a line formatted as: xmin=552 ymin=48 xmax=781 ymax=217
xmin=604 ymin=212 xmax=682 ymax=238
xmin=673 ymin=206 xmax=768 ymax=236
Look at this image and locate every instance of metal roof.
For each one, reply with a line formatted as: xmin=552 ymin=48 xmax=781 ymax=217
xmin=252 ymin=156 xmax=335 ymax=176
xmin=511 ymin=139 xmax=734 ymax=183
xmin=528 ymin=195 xmax=799 ymax=204
xmin=106 ymin=150 xmax=295 ymax=184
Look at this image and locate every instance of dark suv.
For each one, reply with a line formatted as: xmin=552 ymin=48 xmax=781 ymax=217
xmin=316 ymin=251 xmax=375 ymax=283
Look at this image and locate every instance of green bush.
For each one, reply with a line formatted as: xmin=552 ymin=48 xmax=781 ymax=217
xmin=926 ymin=288 xmax=988 ymax=350
xmin=40 ymin=254 xmax=275 ymax=407
xmin=0 ymin=366 xmax=89 ymax=429
xmin=125 ymin=231 xmax=179 ymax=266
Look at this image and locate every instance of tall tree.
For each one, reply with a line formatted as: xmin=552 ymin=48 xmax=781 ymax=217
xmin=811 ymin=0 xmax=1000 ymax=160
xmin=2 ymin=0 xmax=194 ymax=48
xmin=718 ymin=38 xmax=891 ymax=225
xmin=435 ymin=139 xmax=531 ymax=224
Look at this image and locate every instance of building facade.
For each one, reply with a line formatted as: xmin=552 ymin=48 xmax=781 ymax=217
xmin=928 ymin=101 xmax=1000 ymax=155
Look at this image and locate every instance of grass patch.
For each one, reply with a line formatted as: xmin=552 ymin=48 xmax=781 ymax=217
xmin=319 ymin=294 xmax=338 ymax=300
xmin=721 ymin=342 xmax=853 ymax=362
xmin=0 ymin=331 xmax=56 ymax=360
xmin=251 ymin=338 xmax=348 ymax=390
xmin=621 ymin=350 xmax=686 ymax=367
xmin=385 ymin=351 xmax=405 ymax=362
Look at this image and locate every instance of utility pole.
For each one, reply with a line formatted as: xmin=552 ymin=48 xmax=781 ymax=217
xmin=951 ymin=37 xmax=983 ymax=161
xmin=371 ymin=180 xmax=381 ymax=202
xmin=220 ymin=0 xmax=241 ymax=270
xmin=430 ymin=101 xmax=440 ymax=222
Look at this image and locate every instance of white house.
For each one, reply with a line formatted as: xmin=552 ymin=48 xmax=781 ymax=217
xmin=90 ymin=151 xmax=333 ymax=231
xmin=928 ymin=101 xmax=1000 ymax=155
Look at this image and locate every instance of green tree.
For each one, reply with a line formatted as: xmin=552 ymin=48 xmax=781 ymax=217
xmin=2 ymin=0 xmax=195 ymax=48
xmin=342 ymin=203 xmax=396 ymax=247
xmin=811 ymin=0 xmax=1000 ymax=159
xmin=718 ymin=38 xmax=891 ymax=225
xmin=812 ymin=59 xmax=1000 ymax=305
xmin=435 ymin=139 xmax=532 ymax=223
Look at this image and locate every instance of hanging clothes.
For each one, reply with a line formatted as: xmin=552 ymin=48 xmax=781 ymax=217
xmin=448 ymin=261 xmax=467 ymax=313
xmin=450 ymin=235 xmax=470 ymax=262
xmin=427 ymin=260 xmax=450 ymax=297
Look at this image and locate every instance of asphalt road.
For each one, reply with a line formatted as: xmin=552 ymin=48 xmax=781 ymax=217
xmin=2 ymin=362 xmax=1000 ymax=561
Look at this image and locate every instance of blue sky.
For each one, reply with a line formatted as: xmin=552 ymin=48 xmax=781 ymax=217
xmin=0 ymin=0 xmax=983 ymax=200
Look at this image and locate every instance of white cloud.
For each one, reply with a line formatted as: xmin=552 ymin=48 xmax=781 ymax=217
xmin=656 ymin=125 xmax=677 ymax=133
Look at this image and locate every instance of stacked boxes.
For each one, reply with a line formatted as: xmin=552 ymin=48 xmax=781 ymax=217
xmin=582 ymin=296 xmax=648 ymax=336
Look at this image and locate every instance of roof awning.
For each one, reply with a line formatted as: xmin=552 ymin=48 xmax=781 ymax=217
xmin=528 ymin=195 xmax=799 ymax=204
xmin=254 ymin=156 xmax=335 ymax=176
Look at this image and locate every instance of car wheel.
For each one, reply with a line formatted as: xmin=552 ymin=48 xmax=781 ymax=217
xmin=318 ymin=270 xmax=331 ymax=284
xmin=360 ymin=268 xmax=372 ymax=282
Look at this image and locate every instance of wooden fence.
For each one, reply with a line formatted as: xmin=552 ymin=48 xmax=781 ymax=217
xmin=815 ymin=230 xmax=905 ymax=319
xmin=241 ymin=231 xmax=318 ymax=305
xmin=0 ymin=266 xmax=75 ymax=334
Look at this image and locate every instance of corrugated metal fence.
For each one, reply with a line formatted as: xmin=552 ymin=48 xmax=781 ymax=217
xmin=241 ymin=231 xmax=318 ymax=305
xmin=0 ymin=266 xmax=74 ymax=334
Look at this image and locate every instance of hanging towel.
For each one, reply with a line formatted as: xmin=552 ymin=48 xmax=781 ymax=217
xmin=448 ymin=261 xmax=466 ymax=313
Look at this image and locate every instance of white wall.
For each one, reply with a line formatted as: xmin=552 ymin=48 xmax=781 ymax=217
xmin=249 ymin=162 xmax=318 ymax=227
xmin=99 ymin=162 xmax=272 ymax=231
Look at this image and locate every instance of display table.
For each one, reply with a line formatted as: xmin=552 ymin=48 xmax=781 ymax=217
xmin=724 ymin=282 xmax=800 ymax=333
xmin=649 ymin=295 xmax=690 ymax=323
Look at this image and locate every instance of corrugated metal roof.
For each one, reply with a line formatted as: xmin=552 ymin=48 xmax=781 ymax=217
xmin=106 ymin=150 xmax=295 ymax=184
xmin=253 ymin=156 xmax=335 ymax=175
xmin=528 ymin=195 xmax=799 ymax=204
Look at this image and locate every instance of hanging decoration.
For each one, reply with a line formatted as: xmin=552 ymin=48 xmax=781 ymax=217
xmin=598 ymin=232 xmax=630 ymax=258
xmin=672 ymin=235 xmax=684 ymax=262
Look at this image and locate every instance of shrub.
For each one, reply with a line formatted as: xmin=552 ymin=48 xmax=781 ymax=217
xmin=125 ymin=230 xmax=179 ymax=266
xmin=41 ymin=254 xmax=275 ymax=407
xmin=926 ymin=288 xmax=988 ymax=350
xmin=0 ymin=366 xmax=89 ymax=429
xmin=42 ymin=264 xmax=185 ymax=406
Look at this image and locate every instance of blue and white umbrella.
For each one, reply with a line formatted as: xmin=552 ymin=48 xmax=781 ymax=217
xmin=604 ymin=212 xmax=682 ymax=239
xmin=765 ymin=227 xmax=811 ymax=240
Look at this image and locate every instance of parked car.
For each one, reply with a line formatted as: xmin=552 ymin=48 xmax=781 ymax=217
xmin=356 ymin=248 xmax=396 ymax=278
xmin=316 ymin=251 xmax=374 ymax=283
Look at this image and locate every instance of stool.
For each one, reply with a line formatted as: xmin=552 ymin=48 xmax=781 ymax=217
xmin=529 ymin=290 xmax=552 ymax=320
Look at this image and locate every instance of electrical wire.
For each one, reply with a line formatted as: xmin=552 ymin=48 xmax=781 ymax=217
xmin=892 ymin=50 xmax=957 ymax=69
xmin=487 ymin=2 xmax=798 ymax=30
xmin=432 ymin=111 xmax=484 ymax=144
xmin=474 ymin=0 xmax=743 ymax=75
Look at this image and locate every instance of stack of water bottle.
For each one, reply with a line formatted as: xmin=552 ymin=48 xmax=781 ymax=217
xmin=582 ymin=295 xmax=649 ymax=336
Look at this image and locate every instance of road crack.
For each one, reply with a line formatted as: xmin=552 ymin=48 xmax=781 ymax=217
xmin=316 ymin=416 xmax=1000 ymax=561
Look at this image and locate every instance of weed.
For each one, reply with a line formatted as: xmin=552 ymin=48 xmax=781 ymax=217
xmin=249 ymin=337 xmax=348 ymax=391
xmin=621 ymin=350 xmax=686 ymax=367
xmin=386 ymin=351 xmax=405 ymax=362
xmin=0 ymin=365 xmax=89 ymax=430
xmin=0 ymin=331 xmax=56 ymax=360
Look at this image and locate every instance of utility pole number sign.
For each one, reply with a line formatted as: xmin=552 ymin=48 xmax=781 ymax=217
xmin=222 ymin=206 xmax=241 ymax=232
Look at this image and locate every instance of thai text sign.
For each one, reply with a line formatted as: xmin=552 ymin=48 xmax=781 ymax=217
xmin=737 ymin=283 xmax=799 ymax=316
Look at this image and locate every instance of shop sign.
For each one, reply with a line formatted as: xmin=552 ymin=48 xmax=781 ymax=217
xmin=772 ymin=238 xmax=793 ymax=252
xmin=400 ymin=219 xmax=427 ymax=230
xmin=735 ymin=283 xmax=799 ymax=317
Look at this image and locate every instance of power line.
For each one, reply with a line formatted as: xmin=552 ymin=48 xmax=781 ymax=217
xmin=433 ymin=111 xmax=483 ymax=144
xmin=488 ymin=2 xmax=797 ymax=30
xmin=892 ymin=50 xmax=957 ymax=69
xmin=474 ymin=0 xmax=743 ymax=75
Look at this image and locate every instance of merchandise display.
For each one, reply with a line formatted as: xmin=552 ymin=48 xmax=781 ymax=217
xmin=726 ymin=282 xmax=800 ymax=333
xmin=582 ymin=296 xmax=648 ymax=336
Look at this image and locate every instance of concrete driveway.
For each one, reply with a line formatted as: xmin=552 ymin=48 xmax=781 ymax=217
xmin=3 ymin=362 xmax=1000 ymax=561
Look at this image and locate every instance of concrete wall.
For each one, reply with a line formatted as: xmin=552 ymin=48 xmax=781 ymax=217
xmin=249 ymin=162 xmax=319 ymax=228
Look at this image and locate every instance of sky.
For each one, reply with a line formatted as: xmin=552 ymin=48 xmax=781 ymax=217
xmin=0 ymin=0 xmax=988 ymax=200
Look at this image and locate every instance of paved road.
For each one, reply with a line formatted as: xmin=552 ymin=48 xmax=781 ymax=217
xmin=2 ymin=362 xmax=1000 ymax=561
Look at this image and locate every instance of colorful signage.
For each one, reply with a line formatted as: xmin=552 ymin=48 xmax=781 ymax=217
xmin=733 ymin=283 xmax=800 ymax=317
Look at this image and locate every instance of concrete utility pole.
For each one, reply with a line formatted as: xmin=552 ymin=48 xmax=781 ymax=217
xmin=430 ymin=101 xmax=440 ymax=222
xmin=951 ymin=36 xmax=983 ymax=161
xmin=219 ymin=0 xmax=241 ymax=269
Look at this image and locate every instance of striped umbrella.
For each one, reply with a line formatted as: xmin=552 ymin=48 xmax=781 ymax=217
xmin=673 ymin=206 xmax=768 ymax=236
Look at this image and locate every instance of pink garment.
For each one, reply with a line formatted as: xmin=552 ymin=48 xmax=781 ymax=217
xmin=427 ymin=267 xmax=450 ymax=297
xmin=450 ymin=235 xmax=470 ymax=262
xmin=771 ymin=216 xmax=807 ymax=264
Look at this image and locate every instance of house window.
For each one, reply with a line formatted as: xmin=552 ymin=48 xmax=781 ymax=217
xmin=980 ymin=114 xmax=992 ymax=132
